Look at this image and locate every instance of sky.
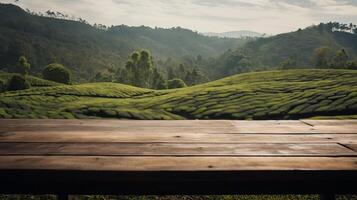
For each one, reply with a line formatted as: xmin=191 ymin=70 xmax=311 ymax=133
xmin=1 ymin=0 xmax=357 ymax=34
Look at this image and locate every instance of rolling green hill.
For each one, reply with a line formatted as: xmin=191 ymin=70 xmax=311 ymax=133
xmin=0 ymin=3 xmax=245 ymax=81
xmin=0 ymin=72 xmax=61 ymax=90
xmin=1 ymin=69 xmax=356 ymax=120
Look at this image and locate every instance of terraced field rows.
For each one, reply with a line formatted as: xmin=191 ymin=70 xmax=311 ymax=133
xmin=1 ymin=69 xmax=357 ymax=120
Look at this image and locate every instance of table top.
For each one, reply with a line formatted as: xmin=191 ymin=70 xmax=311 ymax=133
xmin=0 ymin=119 xmax=357 ymax=195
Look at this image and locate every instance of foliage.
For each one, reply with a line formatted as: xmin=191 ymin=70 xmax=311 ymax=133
xmin=1 ymin=69 xmax=357 ymax=120
xmin=312 ymin=48 xmax=355 ymax=69
xmin=0 ymin=4 xmax=245 ymax=81
xmin=42 ymin=63 xmax=71 ymax=84
xmin=331 ymin=49 xmax=349 ymax=68
xmin=312 ymin=47 xmax=333 ymax=68
xmin=0 ymin=79 xmax=6 ymax=93
xmin=161 ymin=60 xmax=209 ymax=86
xmin=236 ymin=23 xmax=357 ymax=70
xmin=15 ymin=56 xmax=31 ymax=75
xmin=0 ymin=72 xmax=60 ymax=90
xmin=116 ymin=50 xmax=167 ymax=89
xmin=278 ymin=58 xmax=297 ymax=69
xmin=168 ymin=78 xmax=187 ymax=89
xmin=7 ymin=74 xmax=30 ymax=91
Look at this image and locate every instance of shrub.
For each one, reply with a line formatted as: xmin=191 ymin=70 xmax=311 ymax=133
xmin=0 ymin=79 xmax=7 ymax=93
xmin=43 ymin=63 xmax=71 ymax=84
xmin=168 ymin=78 xmax=187 ymax=89
xmin=7 ymin=74 xmax=30 ymax=91
xmin=16 ymin=56 xmax=31 ymax=76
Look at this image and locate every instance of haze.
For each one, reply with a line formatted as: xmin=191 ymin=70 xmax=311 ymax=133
xmin=1 ymin=0 xmax=357 ymax=34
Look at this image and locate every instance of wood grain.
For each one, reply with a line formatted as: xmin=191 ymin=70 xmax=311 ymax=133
xmin=0 ymin=119 xmax=235 ymax=127
xmin=2 ymin=119 xmax=356 ymax=134
xmin=1 ymin=132 xmax=357 ymax=143
xmin=232 ymin=120 xmax=316 ymax=134
xmin=301 ymin=120 xmax=357 ymax=134
xmin=0 ymin=143 xmax=354 ymax=156
xmin=0 ymin=156 xmax=356 ymax=171
xmin=0 ymin=120 xmax=357 ymax=195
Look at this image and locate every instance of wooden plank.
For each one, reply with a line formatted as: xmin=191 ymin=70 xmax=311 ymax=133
xmin=0 ymin=156 xmax=357 ymax=171
xmin=0 ymin=126 xmax=241 ymax=134
xmin=342 ymin=144 xmax=357 ymax=152
xmin=301 ymin=120 xmax=357 ymax=134
xmin=0 ymin=143 xmax=354 ymax=156
xmin=1 ymin=131 xmax=357 ymax=143
xmin=301 ymin=120 xmax=357 ymax=126
xmin=0 ymin=119 xmax=235 ymax=127
xmin=232 ymin=120 xmax=317 ymax=134
xmin=2 ymin=120 xmax=356 ymax=134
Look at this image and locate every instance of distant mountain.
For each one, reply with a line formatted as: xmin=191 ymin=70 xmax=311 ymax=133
xmin=242 ymin=24 xmax=357 ymax=67
xmin=203 ymin=31 xmax=265 ymax=38
xmin=0 ymin=3 xmax=246 ymax=81
xmin=207 ymin=23 xmax=357 ymax=78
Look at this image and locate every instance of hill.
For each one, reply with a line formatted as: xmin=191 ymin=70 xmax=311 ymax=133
xmin=203 ymin=31 xmax=265 ymax=38
xmin=1 ymin=69 xmax=356 ymax=120
xmin=0 ymin=3 xmax=245 ymax=81
xmin=193 ymin=23 xmax=357 ymax=79
xmin=242 ymin=23 xmax=357 ymax=67
xmin=0 ymin=72 xmax=61 ymax=92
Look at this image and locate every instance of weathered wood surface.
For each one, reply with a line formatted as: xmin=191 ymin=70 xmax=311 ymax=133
xmin=0 ymin=119 xmax=357 ymax=195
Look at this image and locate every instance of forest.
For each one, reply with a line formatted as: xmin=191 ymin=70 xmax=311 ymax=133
xmin=1 ymin=3 xmax=357 ymax=89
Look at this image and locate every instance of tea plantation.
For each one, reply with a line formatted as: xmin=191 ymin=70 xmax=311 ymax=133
xmin=1 ymin=69 xmax=357 ymax=120
xmin=0 ymin=72 xmax=61 ymax=88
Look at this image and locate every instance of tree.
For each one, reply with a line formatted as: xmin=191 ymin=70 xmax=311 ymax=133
xmin=16 ymin=56 xmax=31 ymax=76
xmin=168 ymin=78 xmax=187 ymax=89
xmin=278 ymin=58 xmax=297 ymax=69
xmin=42 ymin=63 xmax=71 ymax=84
xmin=331 ymin=49 xmax=349 ymax=68
xmin=0 ymin=79 xmax=7 ymax=93
xmin=167 ymin=67 xmax=177 ymax=80
xmin=7 ymin=74 xmax=30 ymax=91
xmin=116 ymin=50 xmax=167 ymax=89
xmin=152 ymin=69 xmax=167 ymax=89
xmin=185 ymin=68 xmax=208 ymax=86
xmin=93 ymin=72 xmax=113 ymax=82
xmin=347 ymin=60 xmax=357 ymax=70
xmin=312 ymin=47 xmax=332 ymax=68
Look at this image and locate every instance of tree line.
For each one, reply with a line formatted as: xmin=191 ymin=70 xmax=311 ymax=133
xmin=1 ymin=56 xmax=71 ymax=92
xmin=93 ymin=50 xmax=209 ymax=89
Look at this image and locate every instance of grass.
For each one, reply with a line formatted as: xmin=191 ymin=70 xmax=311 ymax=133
xmin=1 ymin=69 xmax=357 ymax=120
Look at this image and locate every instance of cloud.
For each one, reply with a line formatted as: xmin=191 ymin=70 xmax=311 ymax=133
xmin=0 ymin=0 xmax=356 ymax=34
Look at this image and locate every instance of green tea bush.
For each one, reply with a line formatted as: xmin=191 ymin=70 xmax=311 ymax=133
xmin=0 ymin=79 xmax=7 ymax=92
xmin=1 ymin=69 xmax=357 ymax=120
xmin=168 ymin=78 xmax=187 ymax=89
xmin=43 ymin=63 xmax=71 ymax=84
xmin=7 ymin=74 xmax=30 ymax=91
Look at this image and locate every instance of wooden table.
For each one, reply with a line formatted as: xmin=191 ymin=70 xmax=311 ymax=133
xmin=0 ymin=119 xmax=357 ymax=200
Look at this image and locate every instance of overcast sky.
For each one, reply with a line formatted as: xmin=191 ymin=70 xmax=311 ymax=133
xmin=1 ymin=0 xmax=357 ymax=34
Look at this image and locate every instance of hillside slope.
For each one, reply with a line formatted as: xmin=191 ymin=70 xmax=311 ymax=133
xmin=0 ymin=72 xmax=61 ymax=89
xmin=1 ymin=69 xmax=356 ymax=120
xmin=0 ymin=3 xmax=244 ymax=80
xmin=242 ymin=24 xmax=357 ymax=67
